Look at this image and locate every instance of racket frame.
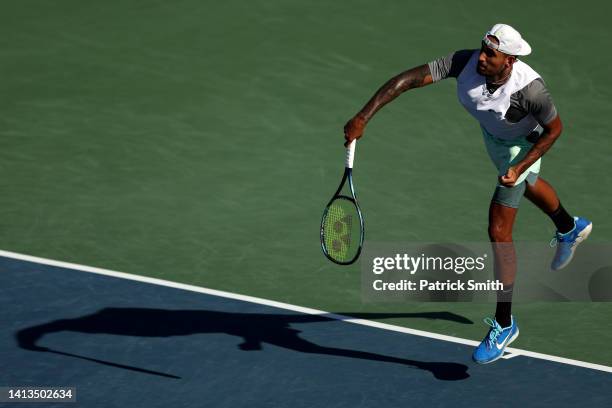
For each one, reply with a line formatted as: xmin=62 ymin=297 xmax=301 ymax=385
xmin=320 ymin=165 xmax=365 ymax=265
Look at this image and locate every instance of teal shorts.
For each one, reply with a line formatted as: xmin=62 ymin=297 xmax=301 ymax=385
xmin=482 ymin=127 xmax=541 ymax=209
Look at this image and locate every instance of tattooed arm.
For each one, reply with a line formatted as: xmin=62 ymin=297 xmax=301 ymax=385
xmin=343 ymin=64 xmax=434 ymax=146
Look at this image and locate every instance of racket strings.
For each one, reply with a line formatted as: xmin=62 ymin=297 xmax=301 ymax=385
xmin=322 ymin=199 xmax=360 ymax=263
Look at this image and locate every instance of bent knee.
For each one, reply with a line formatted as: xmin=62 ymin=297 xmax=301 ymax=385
xmin=488 ymin=224 xmax=513 ymax=242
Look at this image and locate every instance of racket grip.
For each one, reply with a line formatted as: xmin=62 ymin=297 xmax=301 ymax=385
xmin=345 ymin=139 xmax=356 ymax=169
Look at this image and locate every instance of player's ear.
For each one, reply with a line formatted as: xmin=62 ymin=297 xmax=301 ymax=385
xmin=506 ymin=55 xmax=517 ymax=68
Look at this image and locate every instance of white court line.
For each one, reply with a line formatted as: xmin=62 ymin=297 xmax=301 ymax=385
xmin=1 ymin=248 xmax=611 ymax=374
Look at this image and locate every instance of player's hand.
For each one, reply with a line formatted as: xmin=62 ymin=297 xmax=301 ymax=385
xmin=499 ymin=166 xmax=519 ymax=187
xmin=344 ymin=114 xmax=366 ymax=147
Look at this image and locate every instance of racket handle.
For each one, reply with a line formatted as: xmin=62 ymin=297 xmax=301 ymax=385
xmin=345 ymin=139 xmax=356 ymax=169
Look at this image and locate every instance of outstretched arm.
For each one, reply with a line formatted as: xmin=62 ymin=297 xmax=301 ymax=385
xmin=344 ymin=64 xmax=434 ymax=146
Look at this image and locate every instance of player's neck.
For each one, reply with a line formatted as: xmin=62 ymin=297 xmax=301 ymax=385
xmin=486 ymin=66 xmax=513 ymax=86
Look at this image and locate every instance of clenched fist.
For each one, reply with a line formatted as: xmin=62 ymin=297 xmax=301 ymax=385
xmin=344 ymin=114 xmax=366 ymax=147
xmin=499 ymin=166 xmax=519 ymax=187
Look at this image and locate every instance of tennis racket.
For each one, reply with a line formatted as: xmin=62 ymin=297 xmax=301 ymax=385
xmin=320 ymin=140 xmax=365 ymax=265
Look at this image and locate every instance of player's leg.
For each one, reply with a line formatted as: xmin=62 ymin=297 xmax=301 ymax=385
xmin=473 ymin=187 xmax=522 ymax=364
xmin=524 ymin=177 xmax=571 ymax=230
xmin=523 ymin=176 xmax=558 ymax=212
xmin=488 ymin=200 xmax=517 ymax=329
xmin=524 ymin=177 xmax=593 ymax=270
xmin=474 ymin=129 xmax=535 ymax=363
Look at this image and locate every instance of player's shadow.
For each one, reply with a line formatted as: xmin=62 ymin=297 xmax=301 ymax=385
xmin=16 ymin=308 xmax=471 ymax=381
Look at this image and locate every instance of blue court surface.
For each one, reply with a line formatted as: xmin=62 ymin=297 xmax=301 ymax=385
xmin=1 ymin=254 xmax=611 ymax=408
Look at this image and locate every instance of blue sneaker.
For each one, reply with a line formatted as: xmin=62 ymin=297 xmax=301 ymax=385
xmin=472 ymin=316 xmax=519 ymax=364
xmin=550 ymin=216 xmax=593 ymax=271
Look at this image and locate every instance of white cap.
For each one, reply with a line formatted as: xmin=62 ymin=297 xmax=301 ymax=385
xmin=483 ymin=23 xmax=532 ymax=56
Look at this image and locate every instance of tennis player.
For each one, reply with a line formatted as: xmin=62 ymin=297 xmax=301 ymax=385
xmin=343 ymin=24 xmax=593 ymax=364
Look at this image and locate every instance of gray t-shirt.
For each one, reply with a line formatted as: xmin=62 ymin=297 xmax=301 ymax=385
xmin=428 ymin=49 xmax=558 ymax=126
